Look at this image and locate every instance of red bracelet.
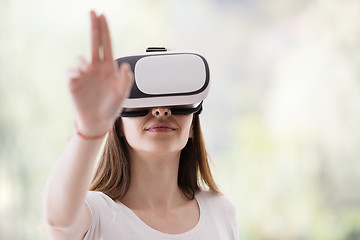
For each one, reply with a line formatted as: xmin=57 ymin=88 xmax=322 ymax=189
xmin=74 ymin=122 xmax=111 ymax=140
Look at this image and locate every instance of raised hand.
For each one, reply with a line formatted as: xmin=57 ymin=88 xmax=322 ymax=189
xmin=67 ymin=11 xmax=133 ymax=138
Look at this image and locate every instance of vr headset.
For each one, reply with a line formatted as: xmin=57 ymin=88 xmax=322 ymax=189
xmin=116 ymin=47 xmax=210 ymax=117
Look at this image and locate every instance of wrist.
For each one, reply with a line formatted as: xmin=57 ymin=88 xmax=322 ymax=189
xmin=74 ymin=121 xmax=111 ymax=140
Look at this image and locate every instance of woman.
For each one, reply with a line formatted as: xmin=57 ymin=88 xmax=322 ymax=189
xmin=43 ymin=10 xmax=238 ymax=239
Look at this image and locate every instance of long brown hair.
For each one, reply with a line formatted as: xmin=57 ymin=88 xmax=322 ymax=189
xmin=89 ymin=114 xmax=220 ymax=200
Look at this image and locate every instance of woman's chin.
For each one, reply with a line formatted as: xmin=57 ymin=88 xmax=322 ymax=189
xmin=132 ymin=141 xmax=186 ymax=155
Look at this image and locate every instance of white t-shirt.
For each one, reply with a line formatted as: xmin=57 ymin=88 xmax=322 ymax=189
xmin=84 ymin=190 xmax=238 ymax=240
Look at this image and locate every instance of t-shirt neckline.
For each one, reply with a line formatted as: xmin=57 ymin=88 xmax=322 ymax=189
xmin=116 ymin=193 xmax=203 ymax=238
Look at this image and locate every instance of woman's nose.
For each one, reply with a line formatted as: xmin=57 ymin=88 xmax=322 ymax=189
xmin=151 ymin=107 xmax=172 ymax=117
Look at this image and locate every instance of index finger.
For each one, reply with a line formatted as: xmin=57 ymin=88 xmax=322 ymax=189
xmin=100 ymin=15 xmax=113 ymax=62
xmin=90 ymin=11 xmax=101 ymax=63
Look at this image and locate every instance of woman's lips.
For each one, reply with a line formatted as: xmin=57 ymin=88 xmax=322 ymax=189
xmin=146 ymin=123 xmax=176 ymax=132
xmin=147 ymin=127 xmax=175 ymax=132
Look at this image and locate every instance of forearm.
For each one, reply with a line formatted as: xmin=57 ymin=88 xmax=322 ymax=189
xmin=43 ymin=133 xmax=105 ymax=228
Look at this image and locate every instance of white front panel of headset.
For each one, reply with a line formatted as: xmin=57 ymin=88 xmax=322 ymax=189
xmin=134 ymin=54 xmax=206 ymax=94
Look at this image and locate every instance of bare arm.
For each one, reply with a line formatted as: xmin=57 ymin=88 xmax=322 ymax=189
xmin=43 ymin=134 xmax=102 ymax=239
xmin=43 ymin=11 xmax=133 ymax=239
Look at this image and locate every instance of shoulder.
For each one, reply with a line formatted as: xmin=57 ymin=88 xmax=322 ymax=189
xmin=84 ymin=191 xmax=118 ymax=217
xmin=85 ymin=191 xmax=114 ymax=206
xmin=83 ymin=191 xmax=121 ymax=239
xmin=85 ymin=190 xmax=114 ymax=203
xmin=196 ymin=190 xmax=237 ymax=219
xmin=196 ymin=190 xmax=237 ymax=211
xmin=196 ymin=190 xmax=238 ymax=238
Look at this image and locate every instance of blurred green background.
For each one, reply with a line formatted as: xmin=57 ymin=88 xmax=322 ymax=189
xmin=1 ymin=0 xmax=360 ymax=239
